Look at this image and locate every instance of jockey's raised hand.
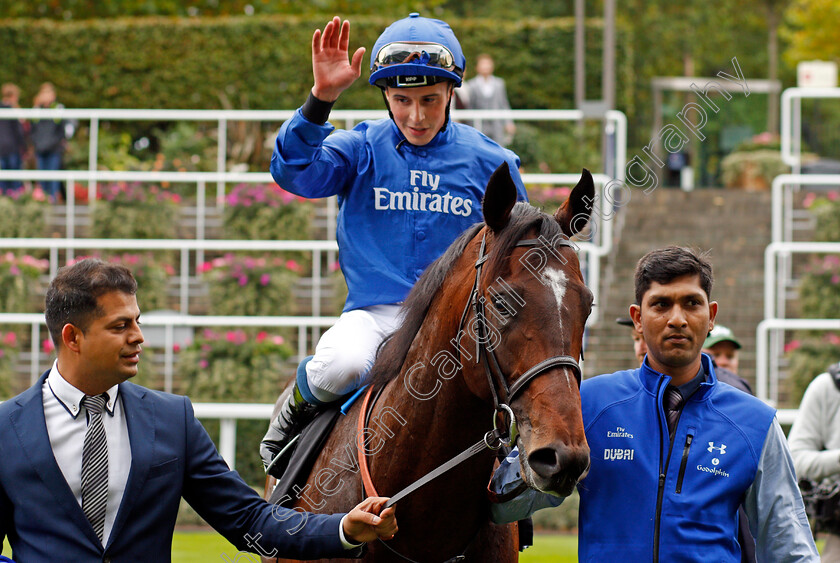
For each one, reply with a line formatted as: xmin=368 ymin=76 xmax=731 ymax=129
xmin=311 ymin=16 xmax=366 ymax=102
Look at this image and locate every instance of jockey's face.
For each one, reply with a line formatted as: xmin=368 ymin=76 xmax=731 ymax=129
xmin=385 ymin=82 xmax=453 ymax=146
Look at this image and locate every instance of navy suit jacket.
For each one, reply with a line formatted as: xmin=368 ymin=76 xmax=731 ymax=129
xmin=0 ymin=372 xmax=356 ymax=562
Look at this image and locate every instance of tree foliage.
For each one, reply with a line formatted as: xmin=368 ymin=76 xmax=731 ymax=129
xmin=0 ymin=0 xmax=447 ymax=19
xmin=782 ymin=0 xmax=840 ymax=65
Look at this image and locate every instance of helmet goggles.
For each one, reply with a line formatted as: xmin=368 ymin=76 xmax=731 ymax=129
xmin=373 ymin=42 xmax=456 ymax=73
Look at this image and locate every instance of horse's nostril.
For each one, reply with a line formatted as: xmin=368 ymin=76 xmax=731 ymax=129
xmin=528 ymin=444 xmax=590 ymax=481
xmin=528 ymin=447 xmax=561 ymax=478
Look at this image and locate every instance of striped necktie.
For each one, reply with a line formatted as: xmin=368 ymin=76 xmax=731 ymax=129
xmin=664 ymin=386 xmax=683 ymax=438
xmin=81 ymin=394 xmax=109 ymax=542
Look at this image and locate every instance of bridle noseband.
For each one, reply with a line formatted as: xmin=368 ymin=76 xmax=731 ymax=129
xmin=456 ymin=230 xmax=583 ymax=444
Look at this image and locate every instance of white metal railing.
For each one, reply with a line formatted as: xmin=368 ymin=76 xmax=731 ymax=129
xmin=763 ymin=241 xmax=840 ymax=320
xmin=0 ymin=106 xmax=627 ymax=192
xmin=759 ymin=241 xmax=840 ymax=406
xmin=0 ymin=313 xmax=338 ymax=391
xmin=781 ymin=87 xmax=840 ymax=171
xmin=0 ymin=172 xmax=612 ymax=325
xmin=771 ymin=174 xmax=840 ymax=245
xmin=756 ymin=317 xmax=840 ymax=405
xmin=0 ymin=237 xmax=338 ymax=316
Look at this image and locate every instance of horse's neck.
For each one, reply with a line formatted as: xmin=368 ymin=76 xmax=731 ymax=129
xmin=372 ymin=268 xmax=496 ymax=483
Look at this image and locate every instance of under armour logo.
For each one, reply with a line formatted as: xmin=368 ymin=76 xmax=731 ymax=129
xmin=707 ymin=442 xmax=727 ymax=454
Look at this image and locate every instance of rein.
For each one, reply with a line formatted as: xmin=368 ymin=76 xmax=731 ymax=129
xmin=357 ymin=229 xmax=583 ymax=511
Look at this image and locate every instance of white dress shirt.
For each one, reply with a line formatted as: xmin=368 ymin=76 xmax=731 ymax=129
xmin=42 ymin=361 xmax=131 ymax=546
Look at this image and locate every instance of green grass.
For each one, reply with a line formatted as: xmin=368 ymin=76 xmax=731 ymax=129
xmin=5 ymin=531 xmax=822 ymax=561
xmin=520 ymin=533 xmax=578 ymax=562
xmin=5 ymin=530 xmax=576 ymax=561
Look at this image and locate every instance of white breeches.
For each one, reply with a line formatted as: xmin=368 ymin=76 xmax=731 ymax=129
xmin=305 ymin=304 xmax=403 ymax=403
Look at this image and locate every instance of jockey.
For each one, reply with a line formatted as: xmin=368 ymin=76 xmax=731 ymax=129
xmin=262 ymin=13 xmax=528 ymax=474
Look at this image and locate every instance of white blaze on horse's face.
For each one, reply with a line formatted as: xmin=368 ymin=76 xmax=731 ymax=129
xmin=542 ymin=267 xmax=573 ymax=390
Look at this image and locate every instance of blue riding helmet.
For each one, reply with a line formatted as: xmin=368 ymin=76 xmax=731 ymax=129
xmin=370 ymin=13 xmax=465 ymax=89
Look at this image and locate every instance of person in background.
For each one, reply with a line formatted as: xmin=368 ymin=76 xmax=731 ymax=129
xmin=261 ymin=14 xmax=528 ymax=472
xmin=465 ymin=53 xmax=515 ymax=146
xmin=788 ymin=361 xmax=840 ymax=562
xmin=0 ymin=83 xmax=25 ymax=194
xmin=703 ymin=324 xmax=741 ymax=374
xmin=31 ymin=82 xmax=74 ymax=202
xmin=616 ymin=316 xmax=647 ymax=366
xmin=490 ymin=246 xmax=817 ymax=561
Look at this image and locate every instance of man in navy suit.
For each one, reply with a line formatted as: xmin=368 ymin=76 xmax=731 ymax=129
xmin=0 ymin=258 xmax=397 ymax=561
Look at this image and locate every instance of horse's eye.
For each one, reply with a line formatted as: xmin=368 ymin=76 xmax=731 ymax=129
xmin=492 ymin=294 xmax=514 ymax=317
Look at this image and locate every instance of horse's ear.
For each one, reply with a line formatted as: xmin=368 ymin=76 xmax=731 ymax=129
xmin=482 ymin=162 xmax=518 ymax=232
xmin=555 ymin=168 xmax=594 ymax=237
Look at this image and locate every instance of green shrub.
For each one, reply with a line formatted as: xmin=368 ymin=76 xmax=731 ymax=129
xmin=200 ymin=253 xmax=301 ymax=316
xmin=0 ymin=16 xmax=627 ymax=113
xmin=0 ymin=330 xmax=19 ymax=400
xmin=176 ymin=328 xmax=294 ymax=485
xmin=0 ymin=253 xmax=49 ymax=313
xmin=222 ymin=183 xmax=313 ymax=241
xmin=90 ymin=182 xmax=180 ymax=239
xmin=787 ymin=196 xmax=840 ymax=401
xmin=786 ymin=333 xmax=840 ymax=405
xmin=0 ymin=189 xmax=49 ymax=239
xmin=720 ymin=149 xmax=789 ymax=190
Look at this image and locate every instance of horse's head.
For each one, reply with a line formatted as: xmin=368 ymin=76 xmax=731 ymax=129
xmin=463 ymin=163 xmax=593 ymax=497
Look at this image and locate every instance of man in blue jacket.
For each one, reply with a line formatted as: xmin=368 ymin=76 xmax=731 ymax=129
xmin=262 ymin=14 xmax=528 ymax=470
xmin=490 ymin=246 xmax=818 ymax=561
xmin=0 ymin=259 xmax=397 ymax=562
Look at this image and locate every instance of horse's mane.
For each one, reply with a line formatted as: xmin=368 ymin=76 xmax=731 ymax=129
xmin=368 ymin=201 xmax=567 ymax=390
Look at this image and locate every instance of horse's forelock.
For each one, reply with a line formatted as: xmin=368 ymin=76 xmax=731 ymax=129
xmin=484 ymin=203 xmax=565 ymax=280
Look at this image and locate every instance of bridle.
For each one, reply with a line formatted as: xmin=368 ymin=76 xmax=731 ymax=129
xmin=455 ymin=230 xmax=583 ymax=444
xmin=359 ymin=226 xmax=586 ymax=562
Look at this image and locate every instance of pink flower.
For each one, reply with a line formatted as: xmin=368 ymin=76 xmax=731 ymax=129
xmin=3 ymin=332 xmax=17 ymax=346
xmin=42 ymin=338 xmax=55 ymax=354
xmin=802 ymin=192 xmax=817 ymax=209
xmin=238 ymin=275 xmax=248 ymax=286
xmin=828 ymin=191 xmax=839 ymax=201
xmin=173 ymin=344 xmax=181 ymax=353
xmin=784 ymin=340 xmax=801 ymax=353
xmin=199 ymin=262 xmax=213 ymax=273
xmin=171 ymin=194 xmax=182 ymax=204
xmin=9 ymin=265 xmax=20 ymax=275
xmin=272 ymin=335 xmax=285 ymax=345
xmin=832 ymin=275 xmax=840 ymax=285
xmin=260 ymin=273 xmax=271 ymax=286
xmin=256 ymin=331 xmax=268 ymax=343
xmin=225 ymin=331 xmax=238 ymax=343
xmin=199 ymin=360 xmax=209 ymax=368
xmin=826 ymin=333 xmax=840 ymax=346
xmin=329 ymin=261 xmax=341 ymax=273
xmin=285 ymin=260 xmax=302 ymax=273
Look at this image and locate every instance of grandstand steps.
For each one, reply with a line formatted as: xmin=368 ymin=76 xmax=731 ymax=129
xmin=585 ymin=187 xmax=777 ymax=392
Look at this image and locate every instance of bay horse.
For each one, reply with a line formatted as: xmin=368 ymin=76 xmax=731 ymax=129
xmin=265 ymin=163 xmax=594 ymax=562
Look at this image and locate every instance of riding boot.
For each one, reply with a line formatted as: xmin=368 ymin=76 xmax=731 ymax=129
xmin=261 ymin=381 xmax=320 ymax=477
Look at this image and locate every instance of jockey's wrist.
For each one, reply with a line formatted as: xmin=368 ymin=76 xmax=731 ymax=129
xmin=302 ymin=90 xmax=335 ymax=124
